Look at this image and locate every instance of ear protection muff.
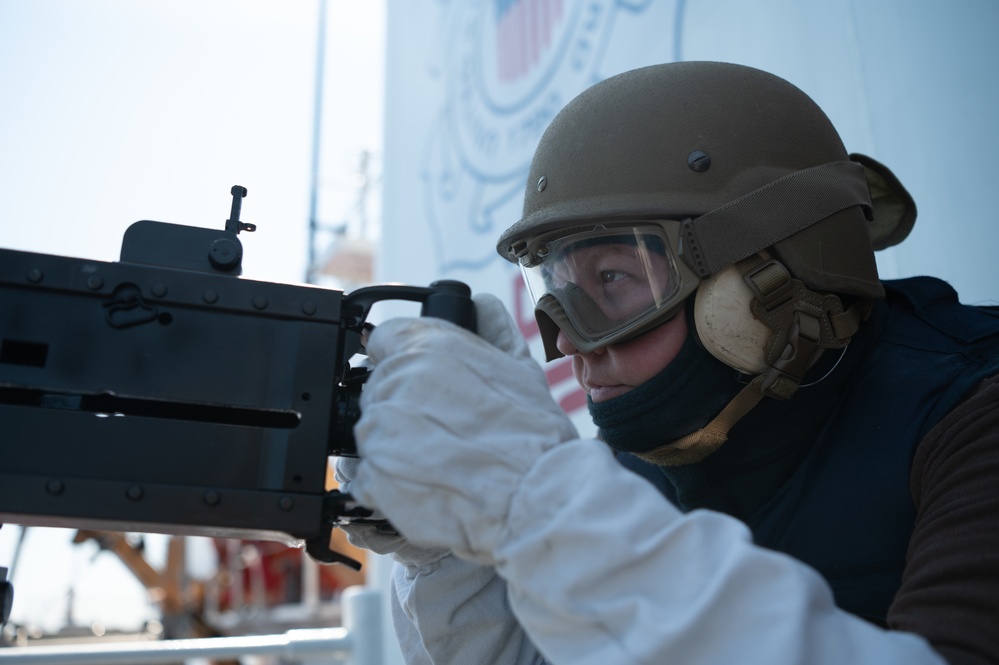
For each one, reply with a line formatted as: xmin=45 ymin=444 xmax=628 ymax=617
xmin=694 ymin=251 xmax=871 ymax=401
xmin=693 ymin=265 xmax=772 ymax=375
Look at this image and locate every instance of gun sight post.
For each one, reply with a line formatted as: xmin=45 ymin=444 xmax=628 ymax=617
xmin=226 ymin=185 xmax=256 ymax=234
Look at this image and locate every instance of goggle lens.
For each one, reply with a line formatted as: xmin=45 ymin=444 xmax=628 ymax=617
xmin=520 ymin=224 xmax=685 ymax=348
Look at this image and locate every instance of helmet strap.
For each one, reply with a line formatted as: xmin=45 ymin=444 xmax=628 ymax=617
xmin=740 ymin=253 xmax=870 ymax=400
xmin=633 ymin=379 xmax=765 ymax=466
xmin=678 ymin=160 xmax=873 ymax=277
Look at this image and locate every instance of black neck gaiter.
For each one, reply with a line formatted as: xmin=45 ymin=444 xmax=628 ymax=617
xmin=588 ymin=332 xmax=746 ymax=454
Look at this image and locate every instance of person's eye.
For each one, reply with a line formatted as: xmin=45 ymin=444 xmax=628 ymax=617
xmin=600 ymin=270 xmax=630 ymax=284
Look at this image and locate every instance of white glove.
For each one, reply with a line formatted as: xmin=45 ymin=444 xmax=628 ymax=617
xmin=334 ymin=455 xmax=449 ymax=569
xmin=350 ymin=292 xmax=578 ymax=564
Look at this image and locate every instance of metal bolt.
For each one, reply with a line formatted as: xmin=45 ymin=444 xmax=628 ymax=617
xmin=86 ymin=275 xmax=104 ymax=290
xmin=203 ymin=289 xmax=219 ymax=304
xmin=278 ymin=496 xmax=294 ymax=511
xmin=126 ymin=486 xmax=144 ymax=501
xmin=26 ymin=268 xmax=43 ymax=283
xmin=253 ymin=295 xmax=268 ymax=310
xmin=209 ymin=238 xmax=242 ymax=270
xmin=204 ymin=491 xmax=220 ymax=506
xmin=46 ymin=480 xmax=64 ymax=495
xmin=151 ymin=283 xmax=168 ymax=298
xmin=687 ymin=150 xmax=711 ymax=173
xmin=302 ymin=301 xmax=317 ymax=315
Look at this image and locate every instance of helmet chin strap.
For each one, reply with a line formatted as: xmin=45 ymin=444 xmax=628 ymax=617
xmin=636 ymin=253 xmax=871 ymax=467
xmin=634 ymin=378 xmax=766 ymax=466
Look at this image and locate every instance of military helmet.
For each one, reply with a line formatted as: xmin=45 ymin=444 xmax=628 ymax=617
xmin=498 ymin=61 xmax=914 ymax=369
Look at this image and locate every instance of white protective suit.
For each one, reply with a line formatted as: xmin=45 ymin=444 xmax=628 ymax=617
xmin=338 ymin=294 xmax=945 ymax=665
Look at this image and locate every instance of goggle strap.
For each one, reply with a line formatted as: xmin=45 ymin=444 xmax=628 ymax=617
xmin=679 ymin=160 xmax=873 ymax=277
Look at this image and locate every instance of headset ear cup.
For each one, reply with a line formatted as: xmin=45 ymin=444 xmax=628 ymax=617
xmin=694 ymin=267 xmax=772 ymax=374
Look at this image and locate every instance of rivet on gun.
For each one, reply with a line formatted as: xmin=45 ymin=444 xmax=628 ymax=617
xmin=203 ymin=491 xmax=221 ymax=506
xmin=278 ymin=497 xmax=294 ymax=511
xmin=87 ymin=276 xmax=104 ymax=290
xmin=26 ymin=268 xmax=43 ymax=283
xmin=302 ymin=301 xmax=317 ymax=315
xmin=126 ymin=486 xmax=144 ymax=501
xmin=253 ymin=295 xmax=268 ymax=310
xmin=46 ymin=480 xmax=65 ymax=495
xmin=203 ymin=290 xmax=219 ymax=304
xmin=687 ymin=150 xmax=711 ymax=173
xmin=151 ymin=283 xmax=168 ymax=298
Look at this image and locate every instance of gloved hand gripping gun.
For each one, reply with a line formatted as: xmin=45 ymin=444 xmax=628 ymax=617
xmin=0 ymin=186 xmax=476 ymax=575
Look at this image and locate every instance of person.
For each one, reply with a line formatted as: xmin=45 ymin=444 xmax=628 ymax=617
xmin=335 ymin=61 xmax=999 ymax=664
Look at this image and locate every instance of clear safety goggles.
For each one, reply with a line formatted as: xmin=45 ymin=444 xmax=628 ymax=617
xmin=518 ymin=221 xmax=701 ymax=355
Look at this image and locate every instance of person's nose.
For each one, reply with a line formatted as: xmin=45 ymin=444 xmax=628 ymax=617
xmin=555 ymin=329 xmax=605 ymax=357
xmin=555 ymin=329 xmax=578 ymax=356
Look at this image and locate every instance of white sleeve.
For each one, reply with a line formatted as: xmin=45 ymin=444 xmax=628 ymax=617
xmin=390 ymin=554 xmax=544 ymax=665
xmin=493 ymin=439 xmax=946 ymax=665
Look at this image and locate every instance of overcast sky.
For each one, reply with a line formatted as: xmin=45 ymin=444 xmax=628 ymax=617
xmin=0 ymin=0 xmax=384 ymax=283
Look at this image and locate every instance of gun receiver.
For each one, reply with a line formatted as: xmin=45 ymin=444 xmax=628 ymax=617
xmin=0 ymin=186 xmax=475 ymax=570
